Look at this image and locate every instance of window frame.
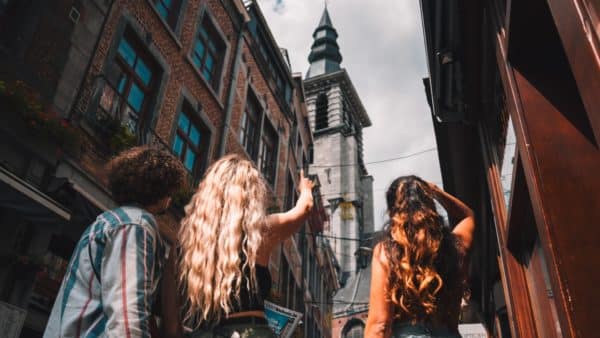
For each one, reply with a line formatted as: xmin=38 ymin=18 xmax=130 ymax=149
xmin=239 ymin=87 xmax=280 ymax=187
xmin=191 ymin=9 xmax=227 ymax=91
xmin=240 ymin=90 xmax=262 ymax=160
xmin=171 ymin=99 xmax=213 ymax=179
xmin=247 ymin=9 xmax=294 ymax=111
xmin=258 ymin=119 xmax=278 ymax=185
xmin=344 ymin=322 xmax=365 ymax=338
xmin=112 ymin=29 xmax=160 ymax=133
xmin=152 ymin=0 xmax=184 ymax=30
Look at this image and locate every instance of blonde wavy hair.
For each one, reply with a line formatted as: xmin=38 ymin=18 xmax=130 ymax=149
xmin=178 ymin=154 xmax=268 ymax=327
xmin=383 ymin=176 xmax=462 ymax=322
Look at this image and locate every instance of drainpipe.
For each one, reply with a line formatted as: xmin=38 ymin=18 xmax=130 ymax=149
xmin=218 ymin=19 xmax=246 ymax=157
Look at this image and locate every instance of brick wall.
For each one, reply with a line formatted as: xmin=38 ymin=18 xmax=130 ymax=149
xmin=66 ymin=0 xmax=244 ymax=237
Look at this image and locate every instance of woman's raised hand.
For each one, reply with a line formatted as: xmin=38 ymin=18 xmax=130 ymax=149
xmin=298 ymin=169 xmax=315 ymax=194
xmin=426 ymin=181 xmax=442 ymax=198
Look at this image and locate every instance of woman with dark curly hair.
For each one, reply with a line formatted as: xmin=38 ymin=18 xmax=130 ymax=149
xmin=365 ymin=176 xmax=475 ymax=338
xmin=44 ymin=146 xmax=186 ymax=338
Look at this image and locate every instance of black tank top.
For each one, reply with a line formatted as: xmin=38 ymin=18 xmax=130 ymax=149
xmin=233 ymin=264 xmax=272 ymax=312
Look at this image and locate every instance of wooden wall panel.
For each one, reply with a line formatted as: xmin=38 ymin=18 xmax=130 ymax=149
xmin=505 ymin=0 xmax=600 ymax=333
xmin=546 ymin=0 xmax=600 ymax=142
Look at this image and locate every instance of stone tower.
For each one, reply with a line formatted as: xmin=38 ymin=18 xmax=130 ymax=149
xmin=305 ymin=6 xmax=374 ymax=284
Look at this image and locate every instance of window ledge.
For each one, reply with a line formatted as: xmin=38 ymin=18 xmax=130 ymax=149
xmin=314 ymin=125 xmax=342 ymax=136
xmin=146 ymin=0 xmax=184 ymax=50
xmin=185 ymin=55 xmax=225 ymax=109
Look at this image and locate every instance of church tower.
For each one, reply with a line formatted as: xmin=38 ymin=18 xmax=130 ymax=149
xmin=305 ymin=7 xmax=374 ymax=284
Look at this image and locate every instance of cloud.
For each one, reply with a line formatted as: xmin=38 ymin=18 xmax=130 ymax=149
xmin=272 ymin=0 xmax=285 ymax=13
xmin=258 ymin=0 xmax=442 ymax=230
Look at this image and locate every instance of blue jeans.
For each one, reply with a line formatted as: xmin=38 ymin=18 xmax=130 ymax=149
xmin=391 ymin=322 xmax=461 ymax=338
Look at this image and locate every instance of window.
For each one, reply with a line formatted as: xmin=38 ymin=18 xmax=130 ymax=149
xmin=172 ymin=103 xmax=211 ymax=177
xmin=247 ymin=11 xmax=293 ymax=107
xmin=258 ymin=121 xmax=278 ymax=184
xmin=315 ymin=93 xmax=328 ymax=130
xmin=344 ymin=323 xmax=365 ymax=338
xmin=240 ymin=92 xmax=261 ymax=159
xmin=284 ymin=173 xmax=296 ymax=210
xmin=112 ymin=30 xmax=158 ymax=133
xmin=153 ymin=0 xmax=183 ymax=29
xmin=192 ymin=14 xmax=225 ymax=90
xmin=290 ymin=123 xmax=298 ymax=157
xmin=240 ymin=89 xmax=280 ymax=186
xmin=296 ymin=135 xmax=303 ymax=163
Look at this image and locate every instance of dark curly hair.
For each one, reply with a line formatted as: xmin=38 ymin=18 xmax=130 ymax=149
xmin=383 ymin=175 xmax=463 ymax=322
xmin=107 ymin=146 xmax=187 ymax=207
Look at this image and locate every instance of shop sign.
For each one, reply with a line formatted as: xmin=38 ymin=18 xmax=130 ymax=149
xmin=264 ymin=301 xmax=303 ymax=338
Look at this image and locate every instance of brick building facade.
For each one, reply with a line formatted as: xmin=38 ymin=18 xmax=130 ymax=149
xmin=0 ymin=0 xmax=337 ymax=336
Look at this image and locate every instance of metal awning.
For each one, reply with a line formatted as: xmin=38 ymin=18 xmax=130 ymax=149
xmin=0 ymin=166 xmax=71 ymax=222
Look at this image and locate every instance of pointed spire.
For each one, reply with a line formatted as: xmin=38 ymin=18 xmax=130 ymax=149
xmin=306 ymin=6 xmax=343 ymax=78
xmin=318 ymin=6 xmax=333 ymax=28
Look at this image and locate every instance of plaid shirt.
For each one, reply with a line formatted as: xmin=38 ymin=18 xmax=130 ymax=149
xmin=44 ymin=206 xmax=168 ymax=338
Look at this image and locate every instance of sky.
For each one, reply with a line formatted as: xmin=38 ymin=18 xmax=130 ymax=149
xmin=258 ymin=0 xmax=443 ymax=229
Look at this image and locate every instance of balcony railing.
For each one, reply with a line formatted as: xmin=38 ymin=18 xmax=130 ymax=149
xmin=85 ymin=75 xmax=188 ymax=173
xmin=87 ymin=76 xmax=140 ymax=138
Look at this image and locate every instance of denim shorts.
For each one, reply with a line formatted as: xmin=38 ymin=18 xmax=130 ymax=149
xmin=189 ymin=318 xmax=276 ymax=338
xmin=392 ymin=322 xmax=461 ymax=338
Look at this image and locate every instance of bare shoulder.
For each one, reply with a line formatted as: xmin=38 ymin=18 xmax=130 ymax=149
xmin=373 ymin=242 xmax=390 ymax=270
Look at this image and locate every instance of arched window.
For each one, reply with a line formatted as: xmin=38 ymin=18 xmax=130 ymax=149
xmin=315 ymin=93 xmax=328 ymax=130
xmin=343 ymin=320 xmax=365 ymax=338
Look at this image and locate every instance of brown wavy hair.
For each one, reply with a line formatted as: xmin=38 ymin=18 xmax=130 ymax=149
xmin=382 ymin=175 xmax=462 ymax=322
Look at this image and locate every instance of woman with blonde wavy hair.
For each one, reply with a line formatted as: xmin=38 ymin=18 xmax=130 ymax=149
xmin=177 ymin=154 xmax=314 ymax=337
xmin=365 ymin=176 xmax=475 ymax=338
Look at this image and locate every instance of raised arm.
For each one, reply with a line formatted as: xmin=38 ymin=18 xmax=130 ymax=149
xmin=101 ymin=224 xmax=161 ymax=338
xmin=265 ymin=170 xmax=314 ymax=243
xmin=365 ymin=243 xmax=393 ymax=338
xmin=429 ymin=183 xmax=476 ymax=250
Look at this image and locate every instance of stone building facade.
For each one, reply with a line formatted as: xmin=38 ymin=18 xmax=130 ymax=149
xmin=0 ymin=0 xmax=337 ymax=336
xmin=305 ymin=7 xmax=374 ymax=285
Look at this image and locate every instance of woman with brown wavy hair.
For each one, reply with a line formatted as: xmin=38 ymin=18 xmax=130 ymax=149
xmin=365 ymin=176 xmax=475 ymax=337
xmin=175 ymin=154 xmax=314 ymax=337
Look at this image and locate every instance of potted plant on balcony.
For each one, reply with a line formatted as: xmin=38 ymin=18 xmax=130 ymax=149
xmin=0 ymin=79 xmax=83 ymax=158
xmin=23 ymin=110 xmax=83 ymax=157
xmin=108 ymin=124 xmax=137 ymax=155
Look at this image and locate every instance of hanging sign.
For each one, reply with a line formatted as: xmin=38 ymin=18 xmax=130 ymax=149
xmin=340 ymin=201 xmax=354 ymax=220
